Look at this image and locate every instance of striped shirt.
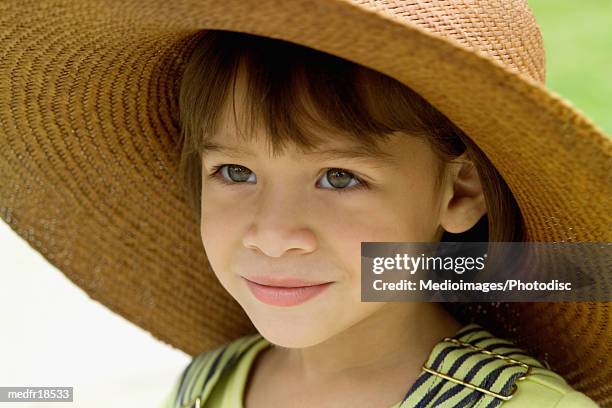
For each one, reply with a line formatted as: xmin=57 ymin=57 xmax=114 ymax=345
xmin=162 ymin=323 xmax=598 ymax=407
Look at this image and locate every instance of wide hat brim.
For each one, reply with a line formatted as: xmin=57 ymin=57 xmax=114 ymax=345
xmin=1 ymin=0 xmax=610 ymax=404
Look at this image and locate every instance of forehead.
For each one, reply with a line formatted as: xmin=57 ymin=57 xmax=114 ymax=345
xmin=202 ymin=58 xmax=401 ymax=165
xmin=204 ymin=109 xmax=400 ymax=165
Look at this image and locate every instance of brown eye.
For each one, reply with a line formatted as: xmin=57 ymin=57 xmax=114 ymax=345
xmin=323 ymin=168 xmax=355 ymax=189
xmin=224 ymin=165 xmax=254 ymax=182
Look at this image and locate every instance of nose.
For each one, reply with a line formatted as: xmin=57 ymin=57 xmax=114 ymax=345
xmin=242 ymin=186 xmax=317 ymax=258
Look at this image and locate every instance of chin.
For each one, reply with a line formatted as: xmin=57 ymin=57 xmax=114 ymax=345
xmin=258 ymin=327 xmax=330 ymax=349
xmin=244 ymin=308 xmax=332 ymax=348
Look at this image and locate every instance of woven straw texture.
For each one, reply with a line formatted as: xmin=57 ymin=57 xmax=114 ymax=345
xmin=0 ymin=0 xmax=610 ymax=405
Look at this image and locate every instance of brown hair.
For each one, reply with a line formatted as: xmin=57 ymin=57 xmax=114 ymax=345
xmin=177 ymin=29 xmax=524 ymax=242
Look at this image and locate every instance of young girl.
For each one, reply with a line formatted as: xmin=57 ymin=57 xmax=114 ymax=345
xmin=161 ymin=27 xmax=602 ymax=407
xmin=0 ymin=0 xmax=608 ymax=407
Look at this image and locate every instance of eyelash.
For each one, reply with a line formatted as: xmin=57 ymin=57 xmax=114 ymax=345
xmin=206 ymin=164 xmax=369 ymax=194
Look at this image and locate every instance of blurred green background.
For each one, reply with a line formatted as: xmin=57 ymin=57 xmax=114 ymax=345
xmin=527 ymin=0 xmax=611 ymax=135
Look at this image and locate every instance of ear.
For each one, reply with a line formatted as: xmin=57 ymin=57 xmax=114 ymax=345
xmin=439 ymin=152 xmax=487 ymax=234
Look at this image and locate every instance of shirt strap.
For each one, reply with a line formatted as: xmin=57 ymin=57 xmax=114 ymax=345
xmin=174 ymin=334 xmax=263 ymax=408
xmin=397 ymin=323 xmax=546 ymax=408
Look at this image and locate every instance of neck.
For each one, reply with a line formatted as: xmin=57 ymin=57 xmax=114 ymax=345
xmin=273 ymin=303 xmax=463 ymax=382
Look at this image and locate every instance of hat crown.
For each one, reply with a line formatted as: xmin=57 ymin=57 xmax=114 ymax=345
xmin=352 ymin=0 xmax=546 ymax=83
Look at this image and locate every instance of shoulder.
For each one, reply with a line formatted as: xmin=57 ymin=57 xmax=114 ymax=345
xmin=161 ymin=333 xmax=267 ymax=408
xmin=419 ymin=323 xmax=599 ymax=408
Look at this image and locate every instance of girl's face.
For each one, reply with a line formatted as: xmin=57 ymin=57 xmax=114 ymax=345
xmin=199 ymin=69 xmax=481 ymax=348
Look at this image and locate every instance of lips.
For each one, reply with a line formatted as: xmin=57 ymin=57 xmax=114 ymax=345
xmin=243 ymin=275 xmax=333 ymax=288
xmin=243 ymin=277 xmax=334 ymax=307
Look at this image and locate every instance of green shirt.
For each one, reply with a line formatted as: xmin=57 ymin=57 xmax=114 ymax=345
xmin=162 ymin=323 xmax=599 ymax=407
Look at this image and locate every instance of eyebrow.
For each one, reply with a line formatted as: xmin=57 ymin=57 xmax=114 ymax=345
xmin=201 ymin=142 xmax=398 ymax=166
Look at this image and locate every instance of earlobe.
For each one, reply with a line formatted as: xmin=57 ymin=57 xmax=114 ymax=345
xmin=439 ymin=155 xmax=487 ymax=234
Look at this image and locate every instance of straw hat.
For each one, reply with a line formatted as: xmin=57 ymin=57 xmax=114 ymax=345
xmin=1 ymin=0 xmax=610 ymax=405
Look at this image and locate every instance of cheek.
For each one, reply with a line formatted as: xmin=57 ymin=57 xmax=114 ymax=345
xmin=325 ymin=191 xmax=435 ymax=244
xmin=200 ymin=192 xmax=247 ymax=274
xmin=313 ymin=198 xmax=404 ymax=285
xmin=388 ymin=169 xmax=441 ymax=241
xmin=316 ymin=193 xmax=438 ymax=283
